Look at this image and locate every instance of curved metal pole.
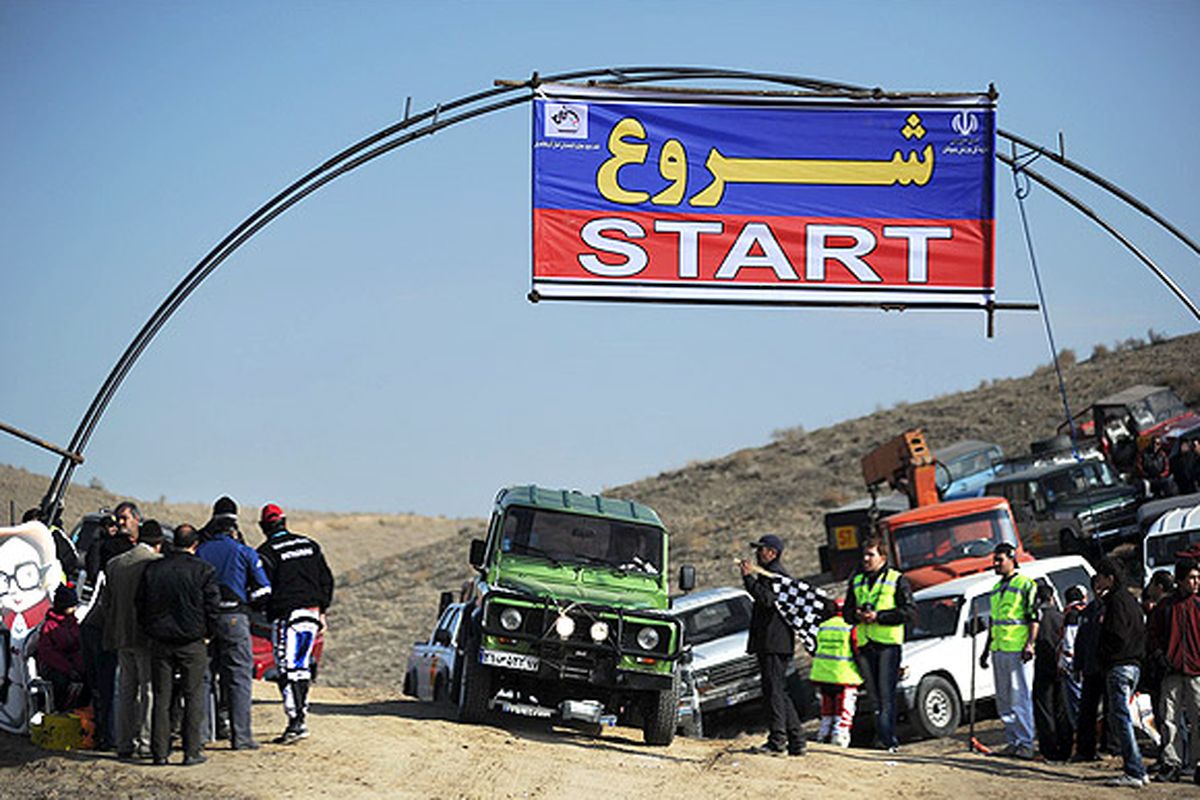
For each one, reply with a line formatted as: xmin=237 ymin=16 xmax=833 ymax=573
xmin=34 ymin=65 xmax=1200 ymax=517
xmin=997 ymin=151 xmax=1200 ymax=321
xmin=998 ymin=129 xmax=1200 ymax=257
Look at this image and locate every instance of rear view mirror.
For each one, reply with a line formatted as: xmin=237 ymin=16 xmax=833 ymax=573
xmin=469 ymin=538 xmax=487 ymax=570
xmin=964 ymin=616 xmax=988 ymax=637
xmin=678 ymin=564 xmax=696 ymax=593
xmin=434 ymin=629 xmax=452 ymax=646
xmin=438 ymin=590 xmax=454 ymax=616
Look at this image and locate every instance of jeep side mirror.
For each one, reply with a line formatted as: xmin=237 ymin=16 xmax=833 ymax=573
xmin=678 ymin=564 xmax=696 ymax=593
xmin=469 ymin=538 xmax=487 ymax=570
xmin=434 ymin=629 xmax=452 ymax=646
xmin=438 ymin=590 xmax=454 ymax=616
xmin=964 ymin=616 xmax=988 ymax=637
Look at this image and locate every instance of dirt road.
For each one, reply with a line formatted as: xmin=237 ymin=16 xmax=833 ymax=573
xmin=0 ymin=682 xmax=1181 ymax=799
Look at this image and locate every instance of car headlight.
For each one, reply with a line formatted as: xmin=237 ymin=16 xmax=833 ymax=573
xmin=499 ymin=607 xmax=523 ymax=631
xmin=636 ymin=626 xmax=660 ymax=650
xmin=554 ymin=614 xmax=576 ymax=639
xmin=589 ymin=620 xmax=610 ymax=642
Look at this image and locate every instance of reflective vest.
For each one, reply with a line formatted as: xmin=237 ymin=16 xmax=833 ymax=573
xmin=989 ymin=572 xmax=1036 ymax=652
xmin=809 ymin=617 xmax=863 ymax=686
xmin=852 ymin=568 xmax=904 ymax=645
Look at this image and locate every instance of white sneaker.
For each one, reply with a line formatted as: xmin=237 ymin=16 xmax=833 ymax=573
xmin=1104 ymin=774 xmax=1145 ymax=789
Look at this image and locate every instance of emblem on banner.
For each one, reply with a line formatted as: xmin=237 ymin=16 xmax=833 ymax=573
xmin=951 ymin=110 xmax=979 ymax=137
xmin=544 ymin=103 xmax=589 ymax=139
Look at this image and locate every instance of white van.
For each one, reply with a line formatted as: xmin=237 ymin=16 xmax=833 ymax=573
xmin=1144 ymin=503 xmax=1200 ymax=588
xmin=897 ymin=555 xmax=1094 ymax=739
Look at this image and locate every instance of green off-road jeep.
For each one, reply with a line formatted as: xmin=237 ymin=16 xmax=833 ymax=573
xmin=457 ymin=485 xmax=695 ymax=745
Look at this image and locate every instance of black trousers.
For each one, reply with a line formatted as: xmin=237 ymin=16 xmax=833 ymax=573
xmin=81 ymin=624 xmax=116 ymax=748
xmin=150 ymin=639 xmax=208 ymax=761
xmin=757 ymin=652 xmax=803 ymax=749
xmin=1075 ymin=671 xmax=1108 ymax=759
xmin=1033 ymin=668 xmax=1072 ymax=761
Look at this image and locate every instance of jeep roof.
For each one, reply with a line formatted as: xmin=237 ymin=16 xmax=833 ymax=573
xmin=1094 ymin=384 xmax=1174 ymax=408
xmin=494 ymin=484 xmax=665 ymax=528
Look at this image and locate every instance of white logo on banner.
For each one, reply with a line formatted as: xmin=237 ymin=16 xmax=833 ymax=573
xmin=544 ymin=103 xmax=588 ymax=139
xmin=951 ymin=110 xmax=979 ymax=137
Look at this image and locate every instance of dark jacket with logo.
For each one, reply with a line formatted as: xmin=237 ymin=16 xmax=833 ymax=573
xmin=1099 ymin=585 xmax=1146 ymax=669
xmin=256 ymin=529 xmax=334 ymax=621
xmin=136 ymin=550 xmax=221 ymax=645
xmin=743 ymin=557 xmax=795 ymax=656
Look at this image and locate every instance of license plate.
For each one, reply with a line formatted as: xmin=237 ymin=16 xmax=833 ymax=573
xmin=481 ymin=649 xmax=540 ymax=672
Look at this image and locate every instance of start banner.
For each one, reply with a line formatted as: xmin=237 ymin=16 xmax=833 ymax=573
xmin=531 ymin=84 xmax=995 ymax=309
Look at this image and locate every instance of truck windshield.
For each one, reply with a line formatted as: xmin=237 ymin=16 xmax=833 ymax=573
xmin=909 ymin=595 xmax=964 ymax=641
xmin=892 ymin=509 xmax=1019 ymax=572
xmin=499 ymin=506 xmax=664 ymax=574
xmin=1146 ymin=529 xmax=1200 ymax=568
xmin=944 ymin=448 xmax=1000 ymax=483
xmin=679 ymin=596 xmax=753 ymax=646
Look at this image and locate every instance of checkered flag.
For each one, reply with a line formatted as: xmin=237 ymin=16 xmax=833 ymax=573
xmin=769 ymin=574 xmax=834 ymax=654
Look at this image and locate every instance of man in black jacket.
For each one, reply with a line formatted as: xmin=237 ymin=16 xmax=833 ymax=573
xmin=1095 ymin=558 xmax=1148 ymax=787
xmin=137 ymin=525 xmax=221 ymax=766
xmin=256 ymin=503 xmax=334 ymax=744
xmin=740 ymin=534 xmax=806 ymax=756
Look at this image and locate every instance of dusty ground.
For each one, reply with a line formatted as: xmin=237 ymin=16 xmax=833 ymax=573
xmin=0 ymin=683 xmax=1182 ymax=800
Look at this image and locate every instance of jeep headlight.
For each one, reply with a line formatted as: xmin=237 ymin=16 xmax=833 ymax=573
xmin=589 ymin=620 xmax=610 ymax=642
xmin=554 ymin=614 xmax=576 ymax=639
xmin=636 ymin=626 xmax=660 ymax=650
xmin=499 ymin=607 xmax=523 ymax=632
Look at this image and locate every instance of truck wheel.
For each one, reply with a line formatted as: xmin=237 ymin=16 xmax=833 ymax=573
xmin=456 ymin=647 xmax=493 ymax=723
xmin=1059 ymin=530 xmax=1079 ymax=555
xmin=402 ymin=670 xmax=415 ymax=698
xmin=913 ymin=675 xmax=961 ymax=739
xmin=434 ymin=675 xmax=447 ymax=704
xmin=643 ymin=682 xmax=679 ymax=746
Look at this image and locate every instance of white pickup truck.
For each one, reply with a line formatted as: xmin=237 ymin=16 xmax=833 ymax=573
xmin=897 ymin=555 xmax=1094 ymax=738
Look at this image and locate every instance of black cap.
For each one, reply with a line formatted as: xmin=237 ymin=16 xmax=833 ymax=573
xmin=749 ymin=534 xmax=784 ymax=553
xmin=53 ymin=584 xmax=78 ymax=611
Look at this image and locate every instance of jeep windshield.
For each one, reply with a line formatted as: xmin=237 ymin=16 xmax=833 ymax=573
xmin=909 ymin=595 xmax=964 ymax=641
xmin=678 ymin=595 xmax=752 ymax=646
xmin=499 ymin=505 xmax=664 ymax=574
xmin=1146 ymin=529 xmax=1200 ymax=568
xmin=893 ymin=509 xmax=1020 ymax=572
xmin=1040 ymin=462 xmax=1121 ymax=506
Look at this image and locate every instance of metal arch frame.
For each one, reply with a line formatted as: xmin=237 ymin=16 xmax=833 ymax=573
xmin=28 ymin=65 xmax=1199 ymax=518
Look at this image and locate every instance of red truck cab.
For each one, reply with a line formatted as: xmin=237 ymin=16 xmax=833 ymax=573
xmin=880 ymin=497 xmax=1032 ymax=591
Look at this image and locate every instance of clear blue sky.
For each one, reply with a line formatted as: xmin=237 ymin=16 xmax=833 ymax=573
xmin=1 ymin=1 xmax=1197 ymax=518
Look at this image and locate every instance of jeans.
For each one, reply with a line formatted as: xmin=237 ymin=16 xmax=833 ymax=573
xmin=205 ymin=612 xmax=255 ymax=747
xmin=1105 ymin=663 xmax=1146 ymax=780
xmin=858 ymin=642 xmax=900 ymax=748
xmin=991 ymin=650 xmax=1035 ymax=749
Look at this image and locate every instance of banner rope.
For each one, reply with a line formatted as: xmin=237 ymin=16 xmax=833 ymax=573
xmin=1009 ymin=146 xmax=1081 ymax=456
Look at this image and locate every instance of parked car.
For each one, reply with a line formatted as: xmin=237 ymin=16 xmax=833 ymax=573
xmin=896 ymin=555 xmax=1094 ymax=739
xmin=670 ymin=587 xmax=760 ymax=736
xmin=936 ymin=440 xmax=1005 ymax=500
xmin=1143 ymin=502 xmax=1200 ymax=588
xmin=985 ymin=459 xmax=1139 ymax=558
xmin=404 ymin=601 xmax=467 ymax=702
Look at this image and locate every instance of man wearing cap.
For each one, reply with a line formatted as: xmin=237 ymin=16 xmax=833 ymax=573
xmin=740 ymin=533 xmax=806 ymax=756
xmin=980 ymin=542 xmax=1039 ymax=760
xmin=842 ymin=535 xmax=915 ymax=753
xmin=256 ymin=503 xmax=334 ymax=745
xmin=196 ymin=496 xmax=271 ymax=750
xmin=103 ymin=518 xmax=164 ymax=760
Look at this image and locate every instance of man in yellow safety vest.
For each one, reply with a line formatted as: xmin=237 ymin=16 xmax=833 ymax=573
xmin=979 ymin=542 xmax=1039 ymax=760
xmin=810 ymin=599 xmax=863 ymax=747
xmin=842 ymin=536 xmax=915 ymax=753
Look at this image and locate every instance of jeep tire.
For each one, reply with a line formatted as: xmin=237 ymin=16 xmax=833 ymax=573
xmin=913 ymin=675 xmax=961 ymax=739
xmin=642 ymin=682 xmax=679 ymax=746
xmin=456 ymin=646 xmax=493 ymax=723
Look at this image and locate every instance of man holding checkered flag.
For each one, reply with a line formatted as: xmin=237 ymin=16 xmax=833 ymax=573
xmin=741 ymin=534 xmax=808 ymax=756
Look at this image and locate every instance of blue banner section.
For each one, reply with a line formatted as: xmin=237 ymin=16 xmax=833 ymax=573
xmin=533 ymin=95 xmax=994 ymax=221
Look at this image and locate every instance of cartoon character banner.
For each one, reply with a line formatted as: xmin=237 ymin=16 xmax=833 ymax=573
xmin=1 ymin=521 xmax=62 ymax=733
xmin=532 ymin=84 xmax=995 ymax=308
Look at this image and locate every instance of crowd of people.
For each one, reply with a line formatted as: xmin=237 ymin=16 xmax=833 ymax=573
xmin=1139 ymin=435 xmax=1200 ymax=497
xmin=739 ymin=533 xmax=1200 ymax=790
xmin=31 ymin=497 xmax=334 ymax=766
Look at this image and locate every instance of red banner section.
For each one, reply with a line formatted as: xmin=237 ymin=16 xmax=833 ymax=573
xmin=533 ymin=209 xmax=993 ymax=306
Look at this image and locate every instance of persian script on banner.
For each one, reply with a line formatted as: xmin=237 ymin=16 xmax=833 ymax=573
xmin=531 ymin=84 xmax=995 ymax=309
